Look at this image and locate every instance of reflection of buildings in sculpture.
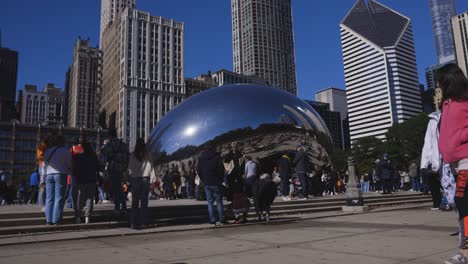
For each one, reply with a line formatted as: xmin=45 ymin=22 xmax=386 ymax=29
xmin=452 ymin=11 xmax=468 ymax=77
xmin=147 ymin=84 xmax=332 ymax=179
xmin=341 ymin=0 xmax=422 ymax=142
xmin=19 ymin=84 xmax=64 ymax=126
xmin=0 ymin=122 xmax=107 ymax=183
xmin=185 ymin=69 xmax=267 ymax=98
xmin=100 ymin=7 xmax=185 ymax=148
xmin=434 ymin=87 xmax=443 ymax=111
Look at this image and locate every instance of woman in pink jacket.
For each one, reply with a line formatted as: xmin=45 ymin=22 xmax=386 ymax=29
xmin=438 ymin=63 xmax=468 ymax=264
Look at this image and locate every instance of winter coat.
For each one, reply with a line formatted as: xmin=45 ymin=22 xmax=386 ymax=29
xmin=439 ymin=100 xmax=468 ymax=163
xmin=73 ymin=153 xmax=99 ymax=185
xmin=278 ymin=156 xmax=290 ymax=179
xmin=379 ymin=159 xmax=393 ymax=180
xmin=421 ymin=112 xmax=442 ymax=171
xmin=293 ymin=150 xmax=305 ymax=173
xmin=197 ymin=149 xmax=224 ymax=187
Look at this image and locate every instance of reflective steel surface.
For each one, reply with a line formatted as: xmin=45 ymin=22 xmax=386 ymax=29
xmin=148 ymin=84 xmax=332 ymax=175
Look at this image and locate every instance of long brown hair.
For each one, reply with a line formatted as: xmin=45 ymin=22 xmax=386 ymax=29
xmin=437 ymin=63 xmax=468 ymax=102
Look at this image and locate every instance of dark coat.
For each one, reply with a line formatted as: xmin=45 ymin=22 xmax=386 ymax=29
xmin=379 ymin=160 xmax=394 ymax=180
xmin=278 ymin=156 xmax=290 ymax=179
xmin=253 ymin=178 xmax=277 ymax=212
xmin=197 ymin=149 xmax=224 ymax=187
xmin=73 ymin=154 xmax=99 ymax=185
xmin=293 ymin=150 xmax=306 ymax=173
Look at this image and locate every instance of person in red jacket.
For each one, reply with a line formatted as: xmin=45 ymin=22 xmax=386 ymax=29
xmin=438 ymin=63 xmax=468 ymax=264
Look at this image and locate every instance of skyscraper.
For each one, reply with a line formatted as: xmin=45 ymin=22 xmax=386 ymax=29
xmin=0 ymin=33 xmax=18 ymax=122
xmin=340 ymin=0 xmax=422 ymax=142
xmin=429 ymin=0 xmax=457 ymax=65
xmin=67 ymin=37 xmax=100 ymax=128
xmin=452 ymin=11 xmax=468 ymax=77
xmin=100 ymin=7 xmax=185 ymax=148
xmin=100 ymin=0 xmax=136 ymax=47
xmin=232 ymin=0 xmax=297 ymax=95
xmin=315 ymin=87 xmax=350 ymax=149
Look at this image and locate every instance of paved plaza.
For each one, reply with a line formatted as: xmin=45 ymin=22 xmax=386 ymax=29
xmin=0 ymin=207 xmax=458 ymax=264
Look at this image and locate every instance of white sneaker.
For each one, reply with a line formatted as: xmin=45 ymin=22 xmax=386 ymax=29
xmin=102 ymin=200 xmax=110 ymax=204
xmin=431 ymin=207 xmax=440 ymax=211
xmin=40 ymin=206 xmax=45 ymax=212
xmin=445 ymin=253 xmax=468 ymax=264
xmin=282 ymin=196 xmax=291 ymax=201
xmin=85 ymin=217 xmax=90 ymax=224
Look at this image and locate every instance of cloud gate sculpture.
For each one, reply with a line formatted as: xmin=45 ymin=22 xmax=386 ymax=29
xmin=148 ymin=84 xmax=333 ymax=177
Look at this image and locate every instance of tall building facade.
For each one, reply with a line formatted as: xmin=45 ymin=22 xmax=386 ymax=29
xmin=305 ymin=100 xmax=343 ymax=150
xmin=100 ymin=7 xmax=185 ymax=148
xmin=429 ymin=0 xmax=457 ymax=65
xmin=340 ymin=0 xmax=422 ymax=142
xmin=100 ymin=0 xmax=136 ymax=47
xmin=315 ymin=87 xmax=350 ymax=150
xmin=67 ymin=38 xmax=100 ymax=128
xmin=20 ymin=84 xmax=64 ymax=125
xmin=0 ymin=37 xmax=18 ymax=122
xmin=453 ymin=12 xmax=468 ymax=77
xmin=231 ymin=0 xmax=297 ymax=95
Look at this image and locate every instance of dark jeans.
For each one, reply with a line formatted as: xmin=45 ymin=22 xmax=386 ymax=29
xmin=382 ymin=179 xmax=392 ymax=194
xmin=281 ymin=176 xmax=289 ymax=196
xmin=110 ymin=171 xmax=126 ymax=211
xmin=28 ymin=186 xmax=38 ymax=204
xmin=297 ymin=172 xmax=308 ymax=197
xmin=130 ymin=177 xmax=150 ymax=227
xmin=204 ymin=185 xmax=224 ymax=224
xmin=428 ymin=172 xmax=442 ymax=208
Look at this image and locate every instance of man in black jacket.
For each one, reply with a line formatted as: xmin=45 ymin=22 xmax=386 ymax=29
xmin=197 ymin=144 xmax=226 ymax=226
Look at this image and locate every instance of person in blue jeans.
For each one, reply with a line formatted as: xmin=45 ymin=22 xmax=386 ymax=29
xmin=128 ymin=138 xmax=153 ymax=229
xmin=43 ymin=133 xmax=72 ymax=225
xmin=197 ymin=144 xmax=226 ymax=225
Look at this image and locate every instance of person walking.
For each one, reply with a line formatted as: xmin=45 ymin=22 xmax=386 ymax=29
xmin=37 ymin=140 xmax=47 ymax=211
xmin=128 ymin=138 xmax=152 ymax=229
xmin=197 ymin=143 xmax=226 ymax=226
xmin=437 ymin=63 xmax=468 ymax=264
xmin=72 ymin=140 xmax=99 ymax=224
xmin=28 ymin=170 xmax=40 ymax=204
xmin=43 ymin=133 xmax=72 ymax=225
xmin=293 ymin=145 xmax=308 ymax=200
xmin=101 ymin=129 xmax=129 ymax=215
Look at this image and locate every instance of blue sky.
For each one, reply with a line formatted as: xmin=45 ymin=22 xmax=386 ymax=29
xmin=1 ymin=0 xmax=468 ymax=100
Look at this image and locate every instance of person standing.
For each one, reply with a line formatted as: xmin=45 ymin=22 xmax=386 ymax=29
xmin=379 ymin=154 xmax=394 ymax=195
xmin=278 ymin=153 xmax=291 ymax=200
xmin=101 ymin=129 xmax=129 ymax=215
xmin=28 ymin=170 xmax=40 ymax=204
xmin=223 ymin=142 xmax=244 ymax=202
xmin=437 ymin=63 xmax=468 ymax=264
xmin=408 ymin=162 xmax=419 ymax=191
xmin=293 ymin=145 xmax=308 ymax=200
xmin=43 ymin=133 xmax=72 ymax=225
xmin=36 ymin=140 xmax=47 ymax=211
xmin=128 ymin=138 xmax=152 ymax=229
xmin=197 ymin=144 xmax=226 ymax=226
xmin=187 ymin=160 xmax=196 ymax=199
xmin=72 ymin=141 xmax=99 ymax=224
xmin=244 ymin=156 xmax=257 ymax=196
